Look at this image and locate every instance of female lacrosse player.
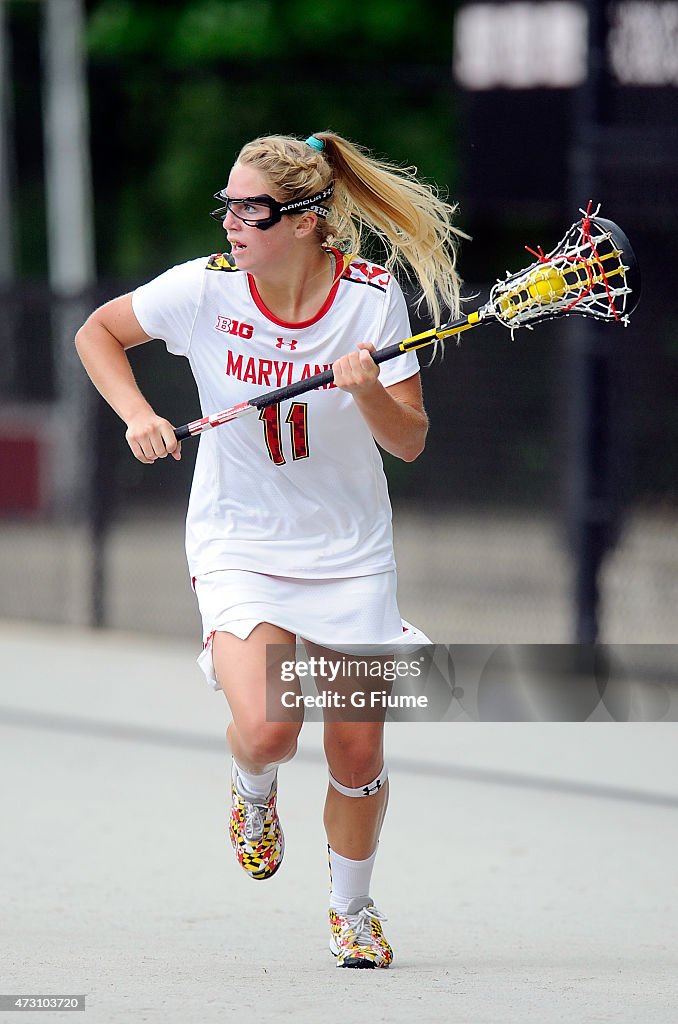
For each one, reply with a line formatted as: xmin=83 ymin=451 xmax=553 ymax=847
xmin=75 ymin=131 xmax=463 ymax=969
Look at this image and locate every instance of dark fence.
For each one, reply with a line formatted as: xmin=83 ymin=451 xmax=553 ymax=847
xmin=0 ymin=245 xmax=675 ymax=645
xmin=2 ymin=229 xmax=675 ymax=516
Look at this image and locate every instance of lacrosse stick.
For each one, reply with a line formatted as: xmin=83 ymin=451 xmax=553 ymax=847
xmin=174 ymin=203 xmax=640 ymax=441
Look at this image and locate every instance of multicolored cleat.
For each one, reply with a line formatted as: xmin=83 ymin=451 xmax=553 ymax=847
xmin=228 ymin=762 xmax=284 ymax=880
xmin=329 ymin=897 xmax=393 ymax=968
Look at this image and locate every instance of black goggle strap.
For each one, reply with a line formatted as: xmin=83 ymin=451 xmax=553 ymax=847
xmin=278 ymin=183 xmax=335 ymax=219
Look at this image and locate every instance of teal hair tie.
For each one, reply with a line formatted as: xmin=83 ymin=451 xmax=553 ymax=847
xmin=305 ymin=135 xmax=324 ymax=152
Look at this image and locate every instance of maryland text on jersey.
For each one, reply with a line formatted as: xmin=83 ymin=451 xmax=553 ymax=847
xmin=225 ymin=349 xmax=335 ymax=390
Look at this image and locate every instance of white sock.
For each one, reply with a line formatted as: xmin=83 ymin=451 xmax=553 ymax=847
xmin=233 ymin=761 xmax=277 ymax=801
xmin=328 ymin=846 xmax=378 ymax=913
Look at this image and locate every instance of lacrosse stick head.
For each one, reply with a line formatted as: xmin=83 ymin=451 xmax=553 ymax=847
xmin=484 ymin=207 xmax=641 ymax=332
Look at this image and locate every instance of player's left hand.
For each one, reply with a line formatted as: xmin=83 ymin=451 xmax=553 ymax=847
xmin=332 ymin=342 xmax=380 ymax=396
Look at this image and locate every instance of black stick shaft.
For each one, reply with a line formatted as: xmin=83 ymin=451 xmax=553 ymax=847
xmin=248 ymin=339 xmax=409 ymax=410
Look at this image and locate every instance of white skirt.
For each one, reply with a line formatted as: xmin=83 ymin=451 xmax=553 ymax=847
xmin=193 ymin=569 xmax=429 ymax=690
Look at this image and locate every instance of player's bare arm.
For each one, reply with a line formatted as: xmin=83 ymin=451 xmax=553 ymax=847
xmin=332 ymin=342 xmax=428 ymax=462
xmin=75 ymin=294 xmax=181 ymax=464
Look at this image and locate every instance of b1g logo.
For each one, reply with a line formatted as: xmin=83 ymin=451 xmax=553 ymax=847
xmin=215 ymin=316 xmax=254 ymax=339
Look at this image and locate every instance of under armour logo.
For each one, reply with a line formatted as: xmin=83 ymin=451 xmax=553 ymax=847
xmin=275 ymin=338 xmax=298 ymax=350
xmin=363 ymin=780 xmax=382 ymax=796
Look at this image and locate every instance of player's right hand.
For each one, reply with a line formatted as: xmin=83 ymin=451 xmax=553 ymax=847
xmin=125 ymin=413 xmax=182 ymax=464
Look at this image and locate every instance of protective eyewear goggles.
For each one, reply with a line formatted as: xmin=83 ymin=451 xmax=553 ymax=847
xmin=210 ymin=182 xmax=334 ymax=231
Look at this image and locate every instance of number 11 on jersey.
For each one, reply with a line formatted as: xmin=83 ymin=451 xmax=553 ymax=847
xmin=259 ymin=402 xmax=309 ymax=465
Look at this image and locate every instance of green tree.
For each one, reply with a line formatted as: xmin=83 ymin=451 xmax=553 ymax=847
xmin=84 ymin=0 xmax=461 ymax=275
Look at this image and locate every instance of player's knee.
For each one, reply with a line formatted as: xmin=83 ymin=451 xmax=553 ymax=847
xmin=324 ymin=737 xmax=383 ymax=788
xmin=239 ymin=721 xmax=300 ymax=766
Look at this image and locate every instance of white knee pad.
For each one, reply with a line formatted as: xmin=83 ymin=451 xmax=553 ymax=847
xmin=328 ymin=763 xmax=388 ymax=798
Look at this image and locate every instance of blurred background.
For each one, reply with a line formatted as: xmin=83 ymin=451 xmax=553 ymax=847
xmin=0 ymin=0 xmax=676 ymax=647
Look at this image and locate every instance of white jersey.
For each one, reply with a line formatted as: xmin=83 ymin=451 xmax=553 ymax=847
xmin=131 ymin=249 xmax=420 ymax=579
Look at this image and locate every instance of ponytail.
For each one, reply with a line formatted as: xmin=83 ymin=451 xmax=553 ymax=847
xmin=315 ymin=131 xmax=465 ymax=327
xmin=237 ymin=130 xmax=466 ymax=327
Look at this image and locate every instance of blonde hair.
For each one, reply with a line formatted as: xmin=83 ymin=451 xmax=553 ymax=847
xmin=237 ymin=131 xmax=465 ymax=326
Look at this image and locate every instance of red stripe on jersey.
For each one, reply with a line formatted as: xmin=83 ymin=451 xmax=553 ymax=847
xmin=245 ymin=247 xmax=346 ymax=329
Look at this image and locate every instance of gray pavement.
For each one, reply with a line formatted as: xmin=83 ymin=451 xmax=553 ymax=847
xmin=1 ymin=620 xmax=677 ymax=1023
